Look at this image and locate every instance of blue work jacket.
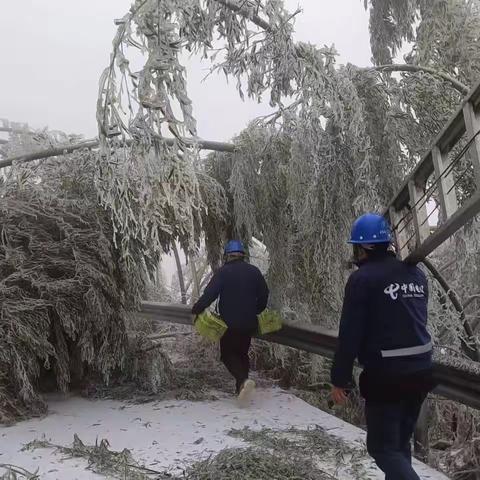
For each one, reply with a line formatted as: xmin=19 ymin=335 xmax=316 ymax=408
xmin=191 ymin=259 xmax=269 ymax=330
xmin=331 ymin=253 xmax=432 ymax=388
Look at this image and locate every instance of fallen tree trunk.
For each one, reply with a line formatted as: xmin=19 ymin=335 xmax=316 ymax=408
xmin=139 ymin=302 xmax=480 ymax=411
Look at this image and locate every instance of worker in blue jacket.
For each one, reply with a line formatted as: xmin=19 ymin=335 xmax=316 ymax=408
xmin=331 ymin=213 xmax=435 ymax=480
xmin=192 ymin=240 xmax=269 ymax=403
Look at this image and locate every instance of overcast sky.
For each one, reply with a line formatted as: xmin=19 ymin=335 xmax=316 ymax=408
xmin=0 ymin=1 xmax=371 ymax=142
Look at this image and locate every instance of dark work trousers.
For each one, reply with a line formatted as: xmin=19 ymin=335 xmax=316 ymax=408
xmin=220 ymin=328 xmax=254 ymax=393
xmin=365 ymin=395 xmax=426 ymax=480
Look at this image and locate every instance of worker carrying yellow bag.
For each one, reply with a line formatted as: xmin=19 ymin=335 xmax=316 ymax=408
xmin=191 ymin=240 xmax=269 ymax=406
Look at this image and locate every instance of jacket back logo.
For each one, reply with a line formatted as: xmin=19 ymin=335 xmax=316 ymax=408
xmin=384 ymin=283 xmax=425 ymax=300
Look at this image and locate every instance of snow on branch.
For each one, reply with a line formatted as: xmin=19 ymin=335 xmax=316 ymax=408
xmin=371 ymin=64 xmax=470 ymax=95
xmin=0 ymin=137 xmax=235 ymax=170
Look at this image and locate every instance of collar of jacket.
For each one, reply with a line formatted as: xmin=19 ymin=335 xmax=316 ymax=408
xmin=355 ymin=250 xmax=395 ymax=268
xmin=225 ymin=257 xmax=245 ymax=264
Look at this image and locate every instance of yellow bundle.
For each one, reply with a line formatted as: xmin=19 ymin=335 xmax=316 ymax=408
xmin=258 ymin=309 xmax=283 ymax=335
xmin=195 ymin=311 xmax=228 ymax=342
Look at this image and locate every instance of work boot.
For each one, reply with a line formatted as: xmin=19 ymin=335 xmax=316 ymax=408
xmin=237 ymin=379 xmax=255 ymax=407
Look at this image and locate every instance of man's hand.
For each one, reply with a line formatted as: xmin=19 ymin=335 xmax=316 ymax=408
xmin=331 ymin=386 xmax=348 ymax=405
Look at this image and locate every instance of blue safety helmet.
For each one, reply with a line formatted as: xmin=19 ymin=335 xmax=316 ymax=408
xmin=224 ymin=240 xmax=246 ymax=255
xmin=348 ymin=213 xmax=392 ymax=244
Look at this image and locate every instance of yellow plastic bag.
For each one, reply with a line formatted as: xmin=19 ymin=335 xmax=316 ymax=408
xmin=195 ymin=311 xmax=228 ymax=342
xmin=258 ymin=309 xmax=283 ymax=335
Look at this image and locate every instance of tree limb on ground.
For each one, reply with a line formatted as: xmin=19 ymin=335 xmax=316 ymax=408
xmin=147 ymin=332 xmax=191 ymax=342
xmin=136 ymin=333 xmax=192 ymax=354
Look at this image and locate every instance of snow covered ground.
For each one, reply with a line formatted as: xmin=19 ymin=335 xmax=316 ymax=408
xmin=1 ymin=388 xmax=448 ymax=479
